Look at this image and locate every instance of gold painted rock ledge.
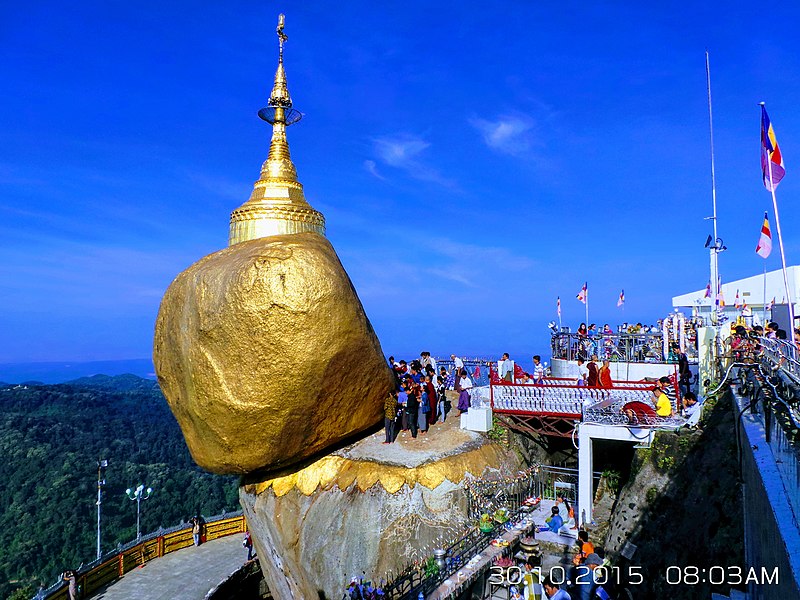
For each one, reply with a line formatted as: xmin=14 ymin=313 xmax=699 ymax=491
xmin=240 ymin=419 xmax=523 ymax=600
xmin=154 ymin=232 xmax=394 ymax=475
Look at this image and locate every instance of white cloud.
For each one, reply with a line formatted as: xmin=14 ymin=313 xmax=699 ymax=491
xmin=470 ymin=114 xmax=537 ymax=156
xmin=363 ymin=159 xmax=385 ymax=180
xmin=370 ymin=134 xmax=455 ymax=187
xmin=427 ymin=238 xmax=535 ymax=271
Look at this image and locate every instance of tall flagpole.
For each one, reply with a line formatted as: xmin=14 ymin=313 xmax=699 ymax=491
xmin=761 ymin=102 xmax=795 ymax=330
xmin=706 ymin=52 xmax=721 ymax=327
xmin=585 ymin=283 xmax=589 ymax=328
xmin=762 ymin=260 xmax=768 ymax=325
xmin=558 ymin=297 xmax=562 ymax=331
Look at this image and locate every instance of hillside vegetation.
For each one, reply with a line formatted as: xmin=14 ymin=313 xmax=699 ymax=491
xmin=0 ymin=374 xmax=239 ymax=598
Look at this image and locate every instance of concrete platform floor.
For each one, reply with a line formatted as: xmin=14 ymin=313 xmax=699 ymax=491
xmin=93 ymin=535 xmax=248 ymax=600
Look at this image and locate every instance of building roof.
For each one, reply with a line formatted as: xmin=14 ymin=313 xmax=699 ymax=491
xmin=672 ymin=265 xmax=800 ymax=308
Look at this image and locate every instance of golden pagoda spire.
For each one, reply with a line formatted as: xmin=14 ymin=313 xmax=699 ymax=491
xmin=228 ymin=13 xmax=325 ymax=245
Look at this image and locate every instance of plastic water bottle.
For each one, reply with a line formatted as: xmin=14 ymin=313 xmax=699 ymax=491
xmin=418 ymin=592 xmax=424 ymax=600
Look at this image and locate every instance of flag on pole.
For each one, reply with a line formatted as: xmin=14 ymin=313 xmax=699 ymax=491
xmin=576 ymin=282 xmax=587 ymax=304
xmin=761 ymin=104 xmax=785 ymax=191
xmin=557 ymin=296 xmax=561 ymax=317
xmin=705 ymin=282 xmax=712 ymax=298
xmin=718 ymin=277 xmax=726 ymax=307
xmin=735 ymin=290 xmax=742 ymax=309
xmin=767 ymin=297 xmax=775 ymax=310
xmin=756 ymin=211 xmax=773 ymax=258
xmin=617 ymin=290 xmax=625 ymax=307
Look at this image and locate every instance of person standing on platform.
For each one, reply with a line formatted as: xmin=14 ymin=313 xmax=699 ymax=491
xmin=63 ymin=570 xmax=78 ymax=600
xmin=191 ymin=516 xmax=202 ymax=546
xmin=383 ymin=391 xmax=397 ymax=444
xmin=533 ymin=355 xmax=545 ymax=384
xmin=436 ymin=375 xmax=449 ymax=422
xmin=575 ymin=358 xmax=589 ymax=386
xmin=394 ymin=384 xmax=407 ymax=440
xmin=500 ymin=353 xmax=514 ymax=382
xmin=456 ymin=368 xmax=473 ymax=414
xmin=598 ymin=359 xmax=613 ymax=388
xmin=451 ymin=354 xmax=464 ymax=373
xmin=587 ymin=355 xmax=599 ymax=387
xmin=418 ymin=383 xmax=430 ymax=434
xmin=677 ymin=347 xmax=692 ymax=396
xmin=405 ymin=379 xmax=420 ymax=438
xmin=243 ymin=530 xmax=255 ymax=561
xmin=424 ymin=373 xmax=438 ymax=425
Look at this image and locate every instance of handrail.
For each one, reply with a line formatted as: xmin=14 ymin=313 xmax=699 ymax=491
xmin=551 ymin=331 xmax=682 ymax=363
xmin=33 ymin=511 xmax=246 ymax=600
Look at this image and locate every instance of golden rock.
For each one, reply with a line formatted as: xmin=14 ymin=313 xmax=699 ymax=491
xmin=153 ymin=232 xmax=394 ymax=474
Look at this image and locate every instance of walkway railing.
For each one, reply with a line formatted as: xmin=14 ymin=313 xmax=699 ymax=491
xmin=488 ymin=379 xmax=686 ymax=429
xmin=551 ymin=331 xmax=669 ymax=362
xmin=760 ymin=337 xmax=800 ymax=384
xmin=381 ymin=466 xmax=601 ymax=599
xmin=35 ymin=512 xmax=246 ymax=600
xmin=436 ymin=357 xmax=492 ymax=387
xmin=740 ymin=366 xmax=800 ymax=530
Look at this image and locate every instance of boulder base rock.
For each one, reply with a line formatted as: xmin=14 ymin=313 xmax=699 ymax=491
xmin=240 ymin=421 xmax=524 ymax=599
xmin=154 ymin=231 xmax=393 ymax=474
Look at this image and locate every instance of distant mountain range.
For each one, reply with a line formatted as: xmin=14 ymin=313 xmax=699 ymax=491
xmin=0 ymin=358 xmax=156 ymax=384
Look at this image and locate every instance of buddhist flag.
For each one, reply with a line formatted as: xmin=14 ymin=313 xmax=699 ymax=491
xmin=767 ymin=297 xmax=775 ymax=310
xmin=617 ymin=290 xmax=625 ymax=307
xmin=761 ymin=104 xmax=785 ymax=191
xmin=705 ymin=282 xmax=712 ymax=298
xmin=557 ymin=296 xmax=561 ymax=317
xmin=756 ymin=211 xmax=773 ymax=258
xmin=577 ymin=282 xmax=587 ymax=304
xmin=735 ymin=290 xmax=742 ymax=309
xmin=717 ymin=277 xmax=725 ymax=307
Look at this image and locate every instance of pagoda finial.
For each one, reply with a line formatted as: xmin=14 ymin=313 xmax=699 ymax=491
xmin=265 ymin=13 xmax=294 ymax=113
xmin=228 ymin=13 xmax=325 ymax=246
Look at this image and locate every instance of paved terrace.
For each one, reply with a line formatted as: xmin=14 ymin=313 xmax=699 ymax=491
xmin=93 ymin=536 xmax=247 ymax=600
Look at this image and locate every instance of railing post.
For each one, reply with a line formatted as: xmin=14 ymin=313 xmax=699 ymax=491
xmin=118 ymin=553 xmax=124 ymax=576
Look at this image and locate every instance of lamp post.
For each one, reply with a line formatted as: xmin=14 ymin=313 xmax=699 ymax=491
xmin=125 ymin=484 xmax=153 ymax=539
xmin=96 ymin=459 xmax=108 ymax=560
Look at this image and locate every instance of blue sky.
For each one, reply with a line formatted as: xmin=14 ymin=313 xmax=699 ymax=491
xmin=2 ymin=2 xmax=800 ymax=364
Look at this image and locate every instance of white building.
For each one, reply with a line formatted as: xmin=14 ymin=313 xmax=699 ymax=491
xmin=672 ymin=265 xmax=800 ymax=327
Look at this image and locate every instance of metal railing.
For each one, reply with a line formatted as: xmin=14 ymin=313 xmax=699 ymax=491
xmin=34 ymin=511 xmax=246 ymax=600
xmin=551 ymin=332 xmax=670 ymax=363
xmin=435 ymin=357 xmax=493 ymax=387
xmin=760 ymin=337 xmax=800 ymax=384
xmin=380 ymin=466 xmax=601 ymax=599
xmin=740 ymin=341 xmax=800 ymax=529
xmin=488 ymin=380 xmax=686 ymax=428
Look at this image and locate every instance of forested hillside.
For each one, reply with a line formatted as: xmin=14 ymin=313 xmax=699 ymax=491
xmin=0 ymin=375 xmax=239 ymax=598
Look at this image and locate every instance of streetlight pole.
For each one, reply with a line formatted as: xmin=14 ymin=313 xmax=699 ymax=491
xmin=96 ymin=459 xmax=108 ymax=560
xmin=125 ymin=484 xmax=153 ymax=539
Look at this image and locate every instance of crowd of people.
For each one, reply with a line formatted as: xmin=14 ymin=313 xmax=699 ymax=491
xmin=383 ymin=353 xmax=474 ymax=444
xmin=556 ymin=320 xmax=701 ymax=365
xmin=504 ymin=518 xmax=629 ymax=600
xmin=730 ymin=320 xmax=800 ymax=361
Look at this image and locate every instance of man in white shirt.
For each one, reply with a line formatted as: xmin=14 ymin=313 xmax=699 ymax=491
xmin=451 ymin=354 xmax=464 ymax=372
xmin=575 ymin=358 xmax=589 ymax=386
xmin=533 ymin=355 xmax=545 ymax=384
xmin=500 ymin=353 xmax=513 ymax=382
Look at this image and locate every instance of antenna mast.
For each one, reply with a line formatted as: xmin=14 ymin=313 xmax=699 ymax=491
xmin=706 ymin=51 xmax=721 ymax=327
